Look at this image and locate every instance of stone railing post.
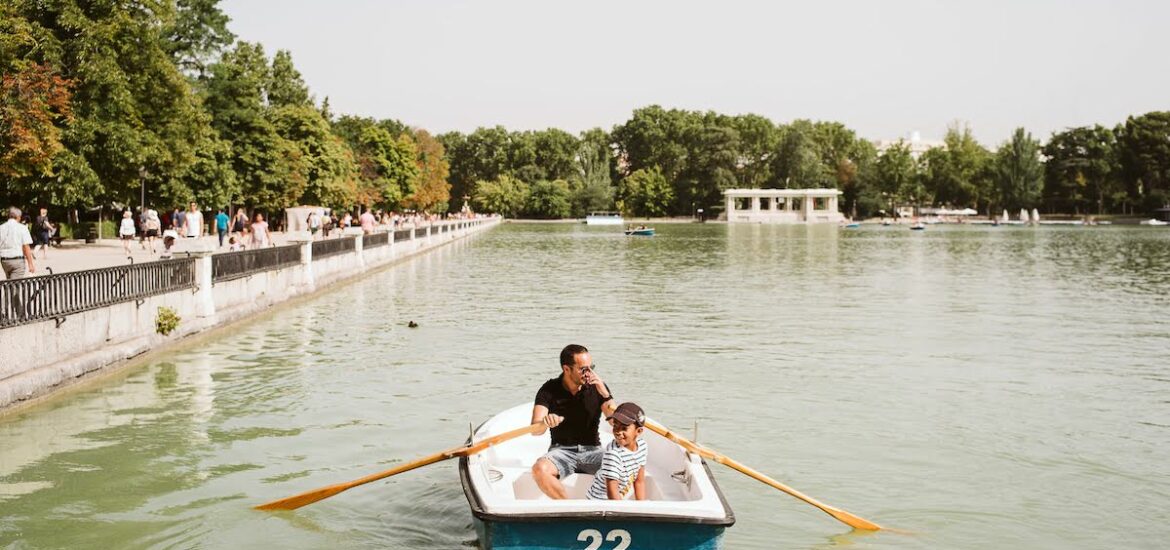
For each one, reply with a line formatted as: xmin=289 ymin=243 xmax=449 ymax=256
xmin=190 ymin=247 xmax=215 ymax=319
xmin=290 ymin=233 xmax=314 ymax=291
xmin=345 ymin=228 xmax=365 ymax=268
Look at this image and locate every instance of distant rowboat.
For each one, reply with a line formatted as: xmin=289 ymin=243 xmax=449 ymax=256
xmin=461 ymin=403 xmax=735 ymax=550
xmin=624 ymin=227 xmax=655 ymax=236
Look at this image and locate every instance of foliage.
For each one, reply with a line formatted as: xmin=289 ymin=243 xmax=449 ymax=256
xmin=472 ymin=175 xmax=528 ymax=217
xmin=918 ymin=123 xmax=992 ymax=210
xmin=993 ymin=128 xmax=1044 ymax=211
xmin=407 ymin=129 xmax=451 ymax=212
xmin=1043 ymin=125 xmax=1119 ymax=214
xmin=524 ymin=179 xmax=573 ymax=219
xmin=156 ymin=306 xmax=181 ymax=336
xmin=1117 ymin=112 xmax=1170 ymax=210
xmin=873 ymin=142 xmax=919 ymax=210
xmin=618 ymin=167 xmax=674 ymax=217
xmin=0 ymin=63 xmax=73 ymax=179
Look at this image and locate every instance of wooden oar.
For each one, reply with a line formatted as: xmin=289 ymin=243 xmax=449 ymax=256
xmin=645 ymin=420 xmax=882 ymax=531
xmin=255 ymin=422 xmax=544 ymax=511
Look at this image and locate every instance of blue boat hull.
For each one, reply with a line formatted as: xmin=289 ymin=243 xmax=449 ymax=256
xmin=474 ymin=517 xmax=725 ymax=550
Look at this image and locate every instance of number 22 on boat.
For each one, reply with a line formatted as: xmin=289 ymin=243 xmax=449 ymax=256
xmin=577 ymin=528 xmax=631 ymax=550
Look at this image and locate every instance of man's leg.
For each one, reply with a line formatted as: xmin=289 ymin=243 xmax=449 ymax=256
xmin=532 ymin=457 xmax=568 ymax=500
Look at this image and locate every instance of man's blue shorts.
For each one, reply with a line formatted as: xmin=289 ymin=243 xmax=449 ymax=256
xmin=542 ymin=444 xmax=603 ymax=479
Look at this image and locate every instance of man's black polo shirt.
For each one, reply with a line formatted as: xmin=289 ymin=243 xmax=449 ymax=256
xmin=534 ymin=376 xmax=613 ymax=447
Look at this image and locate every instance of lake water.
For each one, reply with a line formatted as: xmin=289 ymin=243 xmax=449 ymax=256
xmin=1 ymin=223 xmax=1168 ymax=549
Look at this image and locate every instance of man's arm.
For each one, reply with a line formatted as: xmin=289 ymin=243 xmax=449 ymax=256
xmin=531 ymin=404 xmax=562 ymax=435
xmin=21 ymin=243 xmax=34 ymax=273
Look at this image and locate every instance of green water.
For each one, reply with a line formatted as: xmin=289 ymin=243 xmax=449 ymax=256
xmin=1 ymin=223 xmax=1168 ymax=549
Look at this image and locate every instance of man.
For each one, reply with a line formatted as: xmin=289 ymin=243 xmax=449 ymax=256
xmin=531 ymin=344 xmax=618 ymax=499
xmin=214 ymin=208 xmax=230 ymax=247
xmin=185 ymin=202 xmax=204 ymax=239
xmin=1 ymin=207 xmax=36 ymax=280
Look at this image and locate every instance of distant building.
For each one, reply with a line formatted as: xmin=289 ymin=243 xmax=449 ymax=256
xmin=872 ymin=131 xmax=945 ymax=160
xmin=723 ymin=188 xmax=845 ymax=224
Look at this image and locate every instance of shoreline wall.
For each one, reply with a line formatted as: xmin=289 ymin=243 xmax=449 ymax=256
xmin=0 ymin=218 xmax=500 ymax=411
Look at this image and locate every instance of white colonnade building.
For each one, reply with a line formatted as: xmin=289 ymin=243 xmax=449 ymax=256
xmin=723 ymin=188 xmax=846 ymax=224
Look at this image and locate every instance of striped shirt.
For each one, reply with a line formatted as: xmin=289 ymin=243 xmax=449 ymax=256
xmin=586 ymin=438 xmax=647 ymax=500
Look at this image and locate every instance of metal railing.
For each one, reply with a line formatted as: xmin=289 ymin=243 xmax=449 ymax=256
xmin=393 ymin=229 xmax=412 ymax=242
xmin=212 ymin=244 xmax=301 ymax=283
xmin=363 ymin=232 xmax=390 ymax=248
xmin=312 ymin=236 xmax=356 ymax=259
xmin=1 ymin=258 xmax=196 ymax=329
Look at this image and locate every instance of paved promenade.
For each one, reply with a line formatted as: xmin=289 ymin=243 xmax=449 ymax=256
xmin=20 ymin=232 xmax=318 ymax=276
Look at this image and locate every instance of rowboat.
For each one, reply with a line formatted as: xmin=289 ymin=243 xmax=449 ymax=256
xmin=909 ymin=222 xmax=926 ymax=231
xmin=624 ymin=227 xmax=655 ymax=236
xmin=460 ymin=403 xmax=735 ymax=550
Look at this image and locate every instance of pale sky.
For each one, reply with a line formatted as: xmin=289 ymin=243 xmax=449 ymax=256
xmin=220 ymin=0 xmax=1169 ymax=145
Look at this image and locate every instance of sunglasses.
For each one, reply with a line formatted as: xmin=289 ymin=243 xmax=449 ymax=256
xmin=569 ymin=364 xmax=596 ymax=373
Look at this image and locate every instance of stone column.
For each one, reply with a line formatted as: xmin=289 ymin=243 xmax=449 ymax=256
xmin=189 ymin=247 xmax=215 ymax=319
xmin=344 ymin=228 xmax=365 ymax=269
xmin=291 ymin=234 xmax=313 ymax=291
xmin=804 ymin=195 xmax=814 ymax=222
xmin=725 ymin=195 xmax=735 ymax=216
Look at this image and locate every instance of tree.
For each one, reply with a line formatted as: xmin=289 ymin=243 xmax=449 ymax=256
xmin=1043 ymin=125 xmax=1119 ymax=214
xmin=731 ymin=114 xmax=778 ymax=188
xmin=918 ymin=123 xmax=992 ymax=211
xmin=164 ymin=0 xmax=236 ymax=76
xmin=203 ymin=42 xmax=300 ymax=210
xmin=524 ymin=179 xmax=573 ymax=219
xmin=0 ymin=63 xmax=73 ymax=180
xmin=611 ymin=105 xmax=691 ymax=182
xmin=993 ymin=128 xmax=1044 ymax=211
xmin=267 ymin=50 xmax=311 ymax=108
xmin=676 ymin=115 xmax=739 ymax=214
xmin=407 ymin=129 xmax=451 ymax=213
xmin=473 ymin=175 xmax=528 ymax=217
xmin=569 ymin=128 xmax=615 ymax=216
xmin=1117 ymin=112 xmax=1170 ymax=211
xmin=618 ymin=167 xmax=674 ymax=217
xmin=874 ymin=142 xmax=919 ymax=213
xmin=440 ymin=126 xmax=511 ymax=210
xmin=270 ymin=104 xmax=357 ymax=208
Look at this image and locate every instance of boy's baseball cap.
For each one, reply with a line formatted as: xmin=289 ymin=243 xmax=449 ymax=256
xmin=609 ymin=402 xmax=645 ymax=427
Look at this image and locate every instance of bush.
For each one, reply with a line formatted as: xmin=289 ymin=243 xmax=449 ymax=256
xmin=155 ymin=306 xmax=180 ymax=336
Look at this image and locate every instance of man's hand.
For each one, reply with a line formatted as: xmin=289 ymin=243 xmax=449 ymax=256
xmin=582 ymin=370 xmax=609 ymax=399
xmin=543 ymin=414 xmax=564 ymax=429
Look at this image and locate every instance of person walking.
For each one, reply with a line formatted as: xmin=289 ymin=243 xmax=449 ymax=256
xmin=184 ymin=202 xmax=204 ymax=240
xmin=249 ymin=212 xmax=270 ymax=248
xmin=231 ymin=209 xmax=248 ymax=241
xmin=118 ymin=210 xmax=136 ymax=254
xmin=306 ymin=210 xmax=321 ymax=240
xmin=215 ymin=208 xmax=230 ymax=247
xmin=359 ymin=209 xmax=376 ymax=235
xmin=172 ymin=207 xmax=186 ymax=237
xmin=144 ymin=207 xmax=160 ymax=253
xmin=1 ymin=207 xmax=36 ymax=280
xmin=34 ymin=208 xmax=54 ymax=259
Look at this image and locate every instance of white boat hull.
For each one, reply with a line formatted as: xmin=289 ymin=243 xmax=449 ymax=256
xmin=460 ymin=403 xmax=734 ymax=549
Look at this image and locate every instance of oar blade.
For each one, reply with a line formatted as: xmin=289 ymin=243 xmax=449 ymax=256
xmin=824 ymin=505 xmax=882 ymax=531
xmin=254 ymin=484 xmax=350 ymax=511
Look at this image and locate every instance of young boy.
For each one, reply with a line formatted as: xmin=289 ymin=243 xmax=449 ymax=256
xmin=586 ymin=402 xmax=648 ymax=500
